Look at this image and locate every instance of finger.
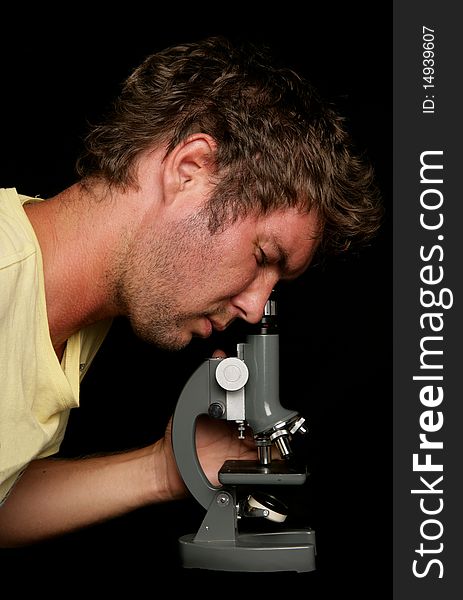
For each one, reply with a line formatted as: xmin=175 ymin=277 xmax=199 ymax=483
xmin=212 ymin=349 xmax=227 ymax=358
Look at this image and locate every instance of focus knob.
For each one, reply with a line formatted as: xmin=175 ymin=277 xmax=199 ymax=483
xmin=215 ymin=357 xmax=249 ymax=391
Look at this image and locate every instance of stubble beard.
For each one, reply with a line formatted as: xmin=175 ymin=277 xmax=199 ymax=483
xmin=112 ymin=213 xmax=215 ymax=351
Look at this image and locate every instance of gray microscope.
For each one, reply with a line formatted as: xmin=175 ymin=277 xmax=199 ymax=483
xmin=171 ymin=293 xmax=316 ymax=572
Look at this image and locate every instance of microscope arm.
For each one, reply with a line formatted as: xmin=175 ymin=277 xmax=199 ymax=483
xmin=171 ymin=359 xmax=224 ymax=510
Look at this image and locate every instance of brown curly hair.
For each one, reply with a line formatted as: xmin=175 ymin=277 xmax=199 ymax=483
xmin=76 ymin=36 xmax=383 ymax=254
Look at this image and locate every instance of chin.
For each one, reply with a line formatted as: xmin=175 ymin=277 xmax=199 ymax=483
xmin=156 ymin=331 xmax=193 ymax=352
xmin=129 ymin=320 xmax=190 ymax=352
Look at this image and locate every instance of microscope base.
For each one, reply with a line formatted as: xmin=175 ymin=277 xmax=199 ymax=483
xmin=179 ymin=529 xmax=316 ymax=573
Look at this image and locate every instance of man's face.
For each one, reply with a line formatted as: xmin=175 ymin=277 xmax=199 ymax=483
xmin=116 ymin=206 xmax=319 ymax=350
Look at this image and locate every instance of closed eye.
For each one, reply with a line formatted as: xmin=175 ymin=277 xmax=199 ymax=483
xmin=257 ymin=247 xmax=268 ymax=267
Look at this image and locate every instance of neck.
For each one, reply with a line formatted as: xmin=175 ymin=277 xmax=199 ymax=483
xmin=24 ymin=182 xmax=126 ymax=353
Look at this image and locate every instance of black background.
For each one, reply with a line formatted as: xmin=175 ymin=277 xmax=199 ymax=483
xmin=0 ymin=7 xmax=390 ymax=595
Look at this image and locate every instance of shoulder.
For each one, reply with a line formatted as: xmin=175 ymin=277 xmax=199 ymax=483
xmin=0 ymin=188 xmax=39 ymax=268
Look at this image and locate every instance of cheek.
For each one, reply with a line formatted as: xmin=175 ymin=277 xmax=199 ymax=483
xmin=185 ymin=228 xmax=259 ymax=296
xmin=216 ymin=260 xmax=260 ymax=298
xmin=191 ymin=257 xmax=256 ymax=296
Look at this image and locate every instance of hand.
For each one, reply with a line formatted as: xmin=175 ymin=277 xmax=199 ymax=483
xmin=156 ymin=413 xmax=256 ymax=501
xmin=193 ymin=414 xmax=257 ymax=486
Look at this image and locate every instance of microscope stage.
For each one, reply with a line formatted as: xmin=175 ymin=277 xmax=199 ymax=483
xmin=218 ymin=460 xmax=307 ymax=485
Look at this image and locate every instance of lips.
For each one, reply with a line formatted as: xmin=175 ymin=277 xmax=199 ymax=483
xmin=209 ymin=317 xmax=236 ymax=332
xmin=210 ymin=320 xmax=226 ymax=332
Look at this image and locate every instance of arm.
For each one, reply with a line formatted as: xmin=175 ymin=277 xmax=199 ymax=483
xmin=0 ymin=443 xmax=171 ymax=548
xmin=0 ymin=416 xmax=256 ymax=547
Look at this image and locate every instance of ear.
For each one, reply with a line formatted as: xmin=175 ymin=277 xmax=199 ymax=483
xmin=163 ymin=133 xmax=216 ymax=205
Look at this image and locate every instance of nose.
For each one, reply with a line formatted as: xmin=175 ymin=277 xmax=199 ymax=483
xmin=231 ymin=277 xmax=278 ymax=324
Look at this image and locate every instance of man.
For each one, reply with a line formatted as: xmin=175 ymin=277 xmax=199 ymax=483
xmin=0 ymin=36 xmax=382 ymax=547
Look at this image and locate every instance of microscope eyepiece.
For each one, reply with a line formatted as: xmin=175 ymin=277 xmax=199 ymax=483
xmin=256 ymin=290 xmax=278 ymax=335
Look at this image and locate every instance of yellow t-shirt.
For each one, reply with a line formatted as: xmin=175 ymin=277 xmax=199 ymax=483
xmin=0 ymin=188 xmax=111 ymax=503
